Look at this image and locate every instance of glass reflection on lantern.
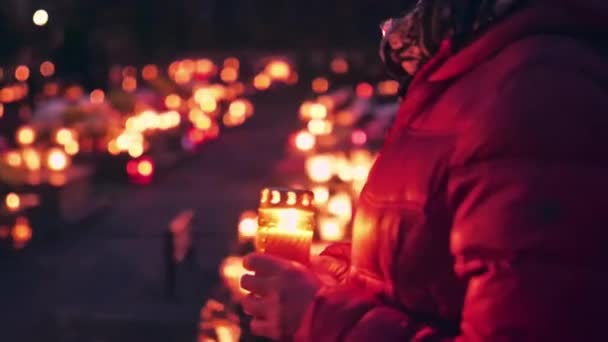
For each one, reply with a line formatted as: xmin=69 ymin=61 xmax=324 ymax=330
xmin=256 ymin=188 xmax=316 ymax=264
xmin=238 ymin=210 xmax=258 ymax=241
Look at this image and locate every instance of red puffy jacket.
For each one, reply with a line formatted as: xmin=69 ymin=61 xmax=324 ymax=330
xmin=295 ymin=1 xmax=608 ymax=341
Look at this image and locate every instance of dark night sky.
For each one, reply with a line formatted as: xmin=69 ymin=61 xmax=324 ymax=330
xmin=0 ymin=1 xmax=412 ymax=61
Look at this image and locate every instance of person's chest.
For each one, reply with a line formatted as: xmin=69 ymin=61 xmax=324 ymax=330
xmin=345 ymin=74 xmax=486 ymax=319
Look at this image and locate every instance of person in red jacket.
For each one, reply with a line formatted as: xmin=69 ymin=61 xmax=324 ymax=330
xmin=241 ymin=0 xmax=608 ymax=340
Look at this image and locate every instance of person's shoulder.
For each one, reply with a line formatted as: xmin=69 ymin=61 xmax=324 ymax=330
xmin=452 ymin=34 xmax=608 ymax=165
xmin=501 ymin=33 xmax=606 ymax=77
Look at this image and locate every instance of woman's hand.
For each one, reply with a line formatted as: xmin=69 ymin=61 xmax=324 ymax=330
xmin=241 ymin=253 xmax=322 ymax=340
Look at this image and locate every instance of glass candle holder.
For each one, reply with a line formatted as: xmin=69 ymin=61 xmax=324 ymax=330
xmin=256 ymin=188 xmax=315 ymax=264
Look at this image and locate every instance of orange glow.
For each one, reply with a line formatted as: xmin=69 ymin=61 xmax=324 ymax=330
xmin=221 ymin=256 xmax=251 ymax=297
xmin=312 ymin=186 xmax=330 ymax=206
xmin=256 ymin=206 xmax=315 ymax=263
xmin=142 ymin=64 xmax=159 ymax=80
xmin=159 ymin=110 xmax=181 ymax=129
xmin=44 ymin=82 xmax=59 ymax=97
xmin=137 ymin=160 xmax=154 ymax=177
xmin=307 ymin=119 xmax=333 ymax=135
xmin=220 ymin=67 xmax=239 ymax=83
xmin=232 ymin=82 xmax=245 ymax=93
xmin=306 ymin=155 xmax=334 ymax=183
xmin=64 ymin=140 xmax=80 ymax=156
xmin=294 ymin=131 xmax=316 ymax=152
xmin=15 ymin=66 xmax=30 ymax=82
xmin=310 ymin=103 xmax=328 ymax=119
xmin=335 ymin=159 xmax=354 ymax=182
xmin=116 ymin=130 xmax=144 ymax=150
xmin=356 ymin=82 xmax=374 ymax=99
xmin=336 ymin=110 xmax=355 ymax=126
xmin=0 ymin=88 xmax=14 ymax=102
xmin=377 ymin=80 xmax=400 ymax=96
xmin=299 ymin=101 xmax=313 ymax=120
xmin=224 ymin=57 xmax=240 ymax=69
xmin=5 ymin=151 xmax=22 ymax=167
xmin=88 ymin=89 xmax=105 ymax=104
xmin=229 ymin=99 xmax=253 ymax=118
xmin=319 ymin=217 xmax=346 ymax=242
xmin=12 ymin=217 xmax=32 ymax=245
xmin=122 ymin=77 xmax=137 ymax=92
xmin=330 ymin=57 xmax=349 ymax=74
xmin=188 ymin=109 xmax=203 ymax=122
xmin=196 ymin=59 xmax=215 ymax=74
xmin=317 ymin=96 xmax=335 ymax=111
xmin=16 ymin=126 xmax=36 ymax=146
xmin=40 ymin=61 xmax=55 ymax=77
xmin=165 ymin=94 xmax=182 ymax=109
xmin=188 ymin=129 xmax=205 ymax=144
xmin=238 ymin=210 xmax=258 ymax=240
xmin=253 ymin=74 xmax=271 ymax=90
xmin=55 ymin=128 xmax=76 ymax=145
xmin=174 ymin=68 xmax=192 ymax=84
xmin=266 ymin=60 xmax=291 ymax=80
xmin=128 ymin=142 xmax=144 ymax=158
xmin=22 ymin=148 xmax=41 ymax=171
xmin=168 ymin=61 xmax=179 ymax=76
xmin=223 ymin=112 xmax=246 ymax=127
xmin=47 ymin=148 xmax=69 ymax=171
xmin=107 ymin=140 xmax=121 ymax=155
xmin=65 ymin=85 xmax=84 ymax=101
xmin=0 ymin=103 xmax=4 ymax=118
xmin=210 ymin=84 xmax=228 ymax=100
xmin=193 ymin=113 xmax=213 ymax=130
xmin=194 ymin=88 xmax=220 ymax=112
xmin=327 ymin=192 xmax=353 ymax=222
xmin=181 ymin=59 xmax=195 ymax=73
xmin=200 ymin=97 xmax=218 ymax=113
xmin=5 ymin=193 xmax=20 ymax=211
xmin=312 ymin=77 xmax=330 ymax=94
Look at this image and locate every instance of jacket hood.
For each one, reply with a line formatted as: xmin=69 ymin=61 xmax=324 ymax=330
xmin=426 ymin=0 xmax=608 ymax=82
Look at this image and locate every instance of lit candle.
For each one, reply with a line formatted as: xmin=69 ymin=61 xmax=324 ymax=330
xmin=256 ymin=188 xmax=315 ymax=264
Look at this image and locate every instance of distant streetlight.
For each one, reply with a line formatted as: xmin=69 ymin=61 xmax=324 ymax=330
xmin=33 ymin=9 xmax=49 ymax=26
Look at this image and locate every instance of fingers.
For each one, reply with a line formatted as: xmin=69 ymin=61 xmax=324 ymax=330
xmin=242 ymin=293 xmax=270 ymax=318
xmin=250 ymin=318 xmax=278 ymax=340
xmin=241 ymin=274 xmax=272 ymax=296
xmin=243 ymin=253 xmax=292 ymax=275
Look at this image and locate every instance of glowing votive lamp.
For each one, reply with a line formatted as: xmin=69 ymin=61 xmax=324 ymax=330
xmin=256 ymin=188 xmax=315 ymax=264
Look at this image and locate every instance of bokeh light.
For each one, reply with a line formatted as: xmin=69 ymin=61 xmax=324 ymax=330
xmin=33 ymin=9 xmax=49 ymax=26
